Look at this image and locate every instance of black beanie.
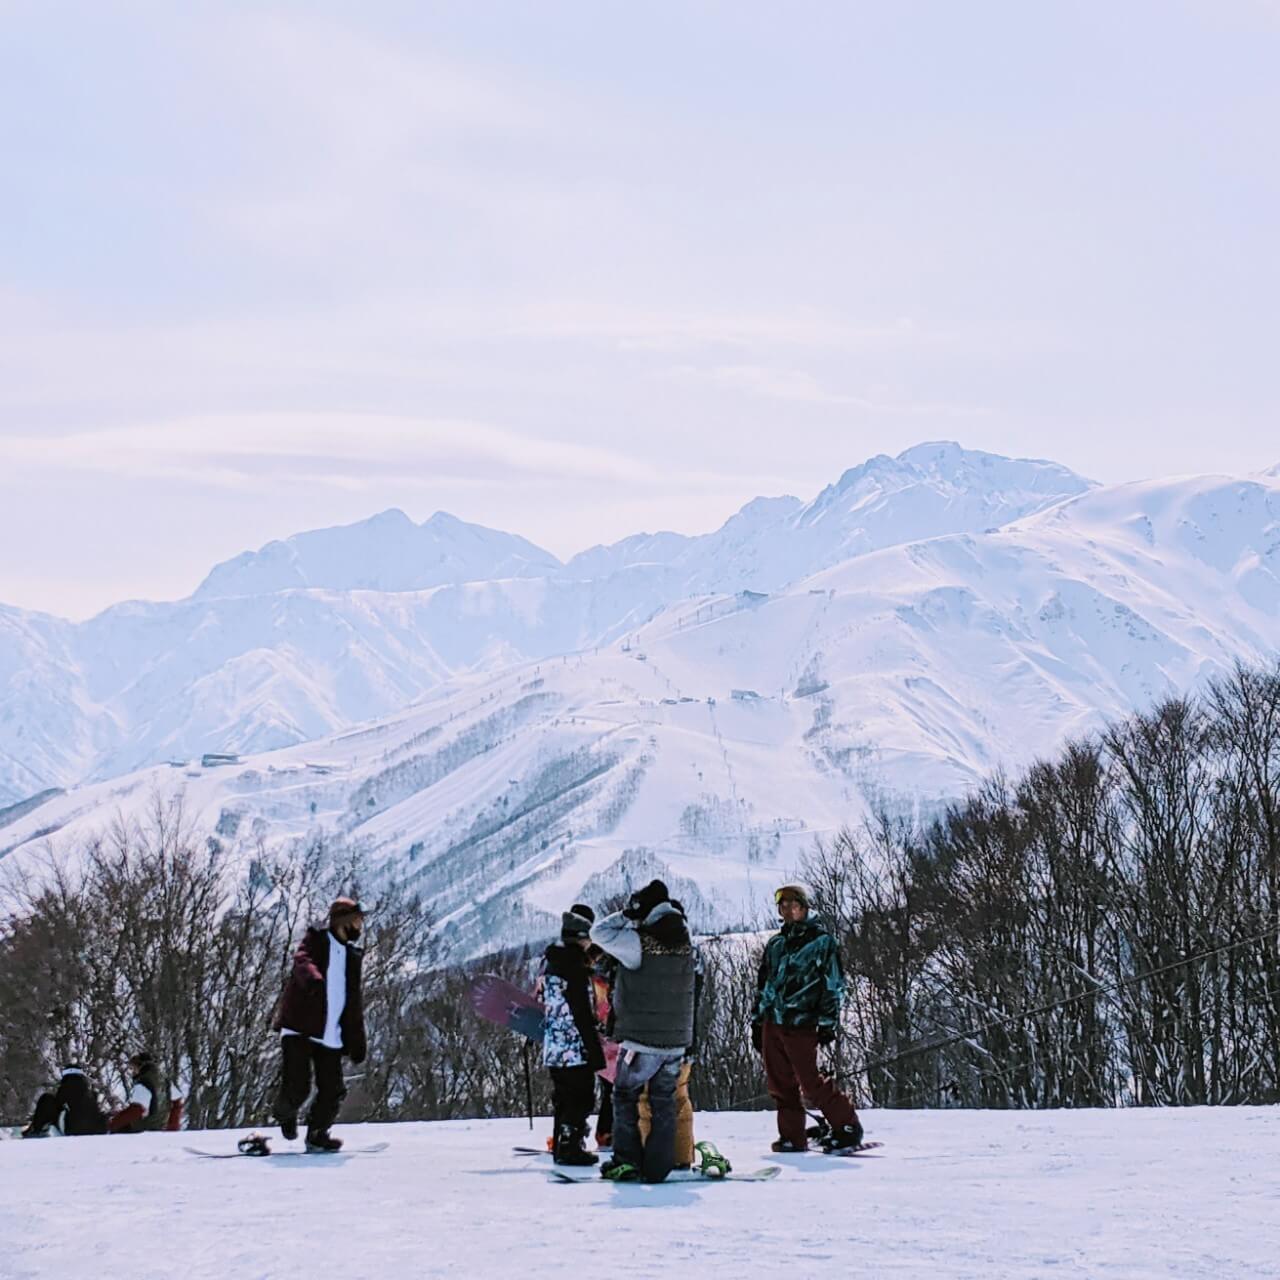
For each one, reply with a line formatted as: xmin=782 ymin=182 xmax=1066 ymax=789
xmin=561 ymin=910 xmax=592 ymax=941
xmin=623 ymin=879 xmax=670 ymax=921
xmin=569 ymin=903 xmax=596 ymax=924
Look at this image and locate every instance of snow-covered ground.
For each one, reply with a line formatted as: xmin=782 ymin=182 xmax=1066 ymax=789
xmin=3 ymin=1108 xmax=1278 ymax=1279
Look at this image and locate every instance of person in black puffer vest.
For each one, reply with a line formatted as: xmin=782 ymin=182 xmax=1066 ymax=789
xmin=22 ymin=1065 xmax=107 ymax=1137
xmin=590 ymin=879 xmax=695 ymax=1183
xmin=108 ymin=1051 xmax=169 ymax=1133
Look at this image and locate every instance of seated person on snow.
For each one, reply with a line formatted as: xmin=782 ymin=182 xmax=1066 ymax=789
xmin=22 ymin=1063 xmax=107 ymax=1138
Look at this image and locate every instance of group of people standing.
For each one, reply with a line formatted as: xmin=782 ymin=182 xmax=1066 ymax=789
xmin=540 ymin=878 xmax=865 ymax=1181
xmin=22 ymin=883 xmax=867 ymax=1181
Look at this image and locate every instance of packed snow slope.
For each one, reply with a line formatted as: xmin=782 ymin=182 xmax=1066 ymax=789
xmin=0 ymin=443 xmax=1088 ymax=805
xmin=3 ymin=1109 xmax=1278 ymax=1280
xmin=3 ymin=469 xmax=1279 ymax=956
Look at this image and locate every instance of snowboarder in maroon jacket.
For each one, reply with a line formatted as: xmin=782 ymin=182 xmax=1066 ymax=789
xmin=273 ymin=897 xmax=368 ymax=1151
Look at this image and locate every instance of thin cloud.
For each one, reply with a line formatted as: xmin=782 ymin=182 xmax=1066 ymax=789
xmin=0 ymin=413 xmax=770 ymax=495
xmin=664 ymin=362 xmax=987 ymax=417
xmin=502 ymin=302 xmax=928 ymax=354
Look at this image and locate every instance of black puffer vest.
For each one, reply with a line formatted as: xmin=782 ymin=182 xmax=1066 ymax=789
xmin=135 ymin=1062 xmax=168 ymax=1131
xmin=612 ymin=905 xmax=696 ymax=1051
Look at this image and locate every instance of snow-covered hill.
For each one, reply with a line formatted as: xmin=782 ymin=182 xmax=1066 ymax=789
xmin=4 ymin=469 xmax=1278 ymax=957
xmin=0 ymin=443 xmax=1088 ymax=806
xmin=4 ymin=1109 xmax=1277 ymax=1280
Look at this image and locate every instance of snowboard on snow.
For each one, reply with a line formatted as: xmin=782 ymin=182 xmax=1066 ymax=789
xmin=184 ymin=1137 xmax=389 ymax=1159
xmin=549 ymin=1164 xmax=780 ymax=1184
xmin=470 ymin=973 xmax=619 ymax=1082
xmin=770 ymin=1140 xmax=884 ymax=1158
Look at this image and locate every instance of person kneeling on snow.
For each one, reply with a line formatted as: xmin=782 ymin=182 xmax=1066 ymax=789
xmin=590 ymin=879 xmax=696 ymax=1183
xmin=22 ymin=1064 xmax=107 ymax=1138
xmin=752 ymin=883 xmax=864 ymax=1153
xmin=637 ymin=898 xmax=702 ymax=1168
xmin=273 ymin=897 xmax=368 ymax=1152
xmin=543 ymin=910 xmax=605 ymax=1165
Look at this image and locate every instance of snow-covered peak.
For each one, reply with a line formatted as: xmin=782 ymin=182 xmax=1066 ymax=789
xmin=716 ymin=493 xmax=803 ymax=533
xmin=563 ymin=445 xmax=1089 ymax=598
xmin=563 ymin=530 xmax=697 ymax=579
xmin=800 ymin=442 xmax=1091 ymax=530
xmin=194 ymin=509 xmax=562 ymax=600
xmin=898 ymin=440 xmax=1091 ymax=496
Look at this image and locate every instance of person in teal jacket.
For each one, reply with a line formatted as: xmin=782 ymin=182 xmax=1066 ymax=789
xmin=752 ymin=883 xmax=865 ymax=1152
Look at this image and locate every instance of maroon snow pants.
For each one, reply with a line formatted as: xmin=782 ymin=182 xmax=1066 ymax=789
xmin=761 ymin=1021 xmax=858 ymax=1147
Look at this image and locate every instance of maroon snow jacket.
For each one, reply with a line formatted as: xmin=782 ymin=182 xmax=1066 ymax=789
xmin=273 ymin=927 xmax=367 ymax=1063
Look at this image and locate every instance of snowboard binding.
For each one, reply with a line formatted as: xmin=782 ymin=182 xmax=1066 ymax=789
xmin=237 ymin=1133 xmax=272 ymax=1157
xmin=694 ymin=1140 xmax=732 ymax=1178
xmin=806 ymin=1117 xmax=832 ymax=1145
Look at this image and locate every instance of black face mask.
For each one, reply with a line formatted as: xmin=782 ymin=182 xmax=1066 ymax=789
xmin=346 ymin=925 xmax=362 ymax=942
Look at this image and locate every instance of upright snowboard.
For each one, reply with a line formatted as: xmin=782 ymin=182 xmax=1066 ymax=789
xmin=469 ymin=973 xmax=546 ymax=1042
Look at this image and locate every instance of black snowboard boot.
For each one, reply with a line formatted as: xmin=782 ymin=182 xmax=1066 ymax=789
xmin=305 ymin=1130 xmax=343 ymax=1153
xmin=770 ymin=1137 xmax=806 ymax=1153
xmin=277 ymin=1109 xmax=298 ymax=1142
xmin=821 ymin=1119 xmax=866 ymax=1151
xmin=553 ymin=1123 xmax=598 ymax=1166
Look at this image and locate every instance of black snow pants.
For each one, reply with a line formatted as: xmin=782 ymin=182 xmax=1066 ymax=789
xmin=550 ymin=1065 xmax=596 ymax=1140
xmin=276 ymin=1038 xmax=346 ymax=1136
xmin=596 ymin=1077 xmax=614 ymax=1140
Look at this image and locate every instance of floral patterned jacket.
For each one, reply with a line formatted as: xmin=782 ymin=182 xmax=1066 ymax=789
xmin=542 ymin=941 xmax=605 ymax=1072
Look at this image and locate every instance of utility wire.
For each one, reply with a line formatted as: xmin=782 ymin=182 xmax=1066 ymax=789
xmin=728 ymin=922 xmax=1280 ymax=1109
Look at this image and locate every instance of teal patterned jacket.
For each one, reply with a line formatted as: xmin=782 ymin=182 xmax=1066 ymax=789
xmin=753 ymin=913 xmax=844 ymax=1030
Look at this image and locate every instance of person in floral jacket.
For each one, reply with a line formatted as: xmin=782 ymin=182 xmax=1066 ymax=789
xmin=542 ymin=909 xmax=605 ymax=1165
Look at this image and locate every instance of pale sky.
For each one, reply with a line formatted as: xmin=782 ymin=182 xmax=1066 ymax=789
xmin=1 ymin=1 xmax=1278 ymax=619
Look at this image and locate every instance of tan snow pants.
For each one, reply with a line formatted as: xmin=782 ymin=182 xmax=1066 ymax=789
xmin=638 ymin=1060 xmax=694 ymax=1165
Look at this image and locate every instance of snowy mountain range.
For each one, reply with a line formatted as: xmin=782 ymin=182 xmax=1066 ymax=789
xmin=3 ymin=445 xmax=1279 ymax=957
xmin=0 ymin=442 xmax=1087 ymax=806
